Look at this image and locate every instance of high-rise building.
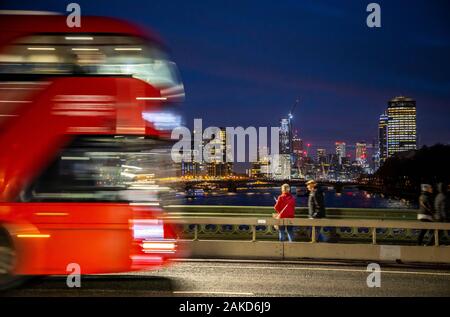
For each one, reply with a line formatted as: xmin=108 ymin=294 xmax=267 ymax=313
xmin=386 ymin=96 xmax=417 ymax=157
xmin=277 ymin=118 xmax=292 ymax=179
xmin=250 ymin=146 xmax=271 ymax=178
xmin=181 ymin=136 xmax=204 ymax=177
xmin=269 ymin=154 xmax=291 ymax=180
xmin=355 ymin=142 xmax=367 ymax=166
xmin=328 ymin=154 xmax=339 ymax=167
xmin=377 ymin=113 xmax=389 ymax=167
xmin=291 ymin=130 xmax=304 ymax=178
xmin=335 ymin=142 xmax=346 ymax=165
xmin=206 ymin=127 xmax=233 ymax=177
xmin=316 ymin=148 xmax=327 ymax=164
xmin=279 ymin=118 xmax=292 ymax=155
xmin=279 ymin=154 xmax=292 ymax=180
xmin=292 ymin=132 xmax=303 ymax=156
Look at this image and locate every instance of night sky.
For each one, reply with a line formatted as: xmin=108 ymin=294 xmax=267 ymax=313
xmin=1 ymin=0 xmax=449 ymax=158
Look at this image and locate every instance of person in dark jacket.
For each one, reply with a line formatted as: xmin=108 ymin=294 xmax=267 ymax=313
xmin=307 ymin=180 xmax=326 ymax=219
xmin=417 ymin=184 xmax=434 ymax=245
xmin=434 ymin=183 xmax=448 ymax=222
xmin=434 ymin=183 xmax=448 ymax=245
xmin=306 ymin=180 xmax=327 ymax=242
xmin=273 ymin=184 xmax=296 ymax=242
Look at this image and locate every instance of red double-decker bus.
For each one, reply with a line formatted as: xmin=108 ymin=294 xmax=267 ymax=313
xmin=0 ymin=12 xmax=185 ymax=289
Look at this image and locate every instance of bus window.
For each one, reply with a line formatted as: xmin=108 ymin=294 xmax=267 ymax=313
xmin=22 ymin=135 xmax=180 ymax=204
xmin=0 ymin=34 xmax=184 ymax=97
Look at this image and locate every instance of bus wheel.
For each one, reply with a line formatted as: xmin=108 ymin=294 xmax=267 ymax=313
xmin=0 ymin=227 xmax=23 ymax=291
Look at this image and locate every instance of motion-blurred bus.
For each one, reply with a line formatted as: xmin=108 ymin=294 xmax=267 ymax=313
xmin=0 ymin=11 xmax=184 ymax=289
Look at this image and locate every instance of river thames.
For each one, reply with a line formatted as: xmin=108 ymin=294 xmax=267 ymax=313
xmin=182 ymin=187 xmax=418 ymax=209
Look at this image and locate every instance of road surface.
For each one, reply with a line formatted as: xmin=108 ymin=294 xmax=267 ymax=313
xmin=3 ymin=260 xmax=450 ymax=296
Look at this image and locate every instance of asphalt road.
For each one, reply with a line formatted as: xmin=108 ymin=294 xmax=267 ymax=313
xmin=3 ymin=260 xmax=450 ymax=297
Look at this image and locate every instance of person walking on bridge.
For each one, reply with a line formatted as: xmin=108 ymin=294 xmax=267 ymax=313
xmin=417 ymin=184 xmax=435 ymax=246
xmin=435 ymin=183 xmax=449 ymax=223
xmin=273 ymin=184 xmax=296 ymax=242
xmin=434 ymin=183 xmax=449 ymax=245
xmin=306 ymin=180 xmax=328 ymax=242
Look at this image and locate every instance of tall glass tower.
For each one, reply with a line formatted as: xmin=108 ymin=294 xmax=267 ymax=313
xmin=386 ymin=96 xmax=417 ymax=157
xmin=355 ymin=142 xmax=367 ymax=166
xmin=279 ymin=118 xmax=292 ymax=155
xmin=335 ymin=141 xmax=346 ymax=165
xmin=276 ymin=118 xmax=292 ymax=179
xmin=378 ymin=113 xmax=389 ymax=166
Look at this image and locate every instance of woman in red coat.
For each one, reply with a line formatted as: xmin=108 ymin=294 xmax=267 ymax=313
xmin=274 ymin=184 xmax=296 ymax=241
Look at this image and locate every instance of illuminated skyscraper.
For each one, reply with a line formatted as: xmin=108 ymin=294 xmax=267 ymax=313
xmin=181 ymin=138 xmax=200 ymax=177
xmin=355 ymin=142 xmax=367 ymax=166
xmin=279 ymin=118 xmax=292 ymax=155
xmin=317 ymin=148 xmax=327 ymax=164
xmin=276 ymin=118 xmax=292 ymax=179
xmin=386 ymin=96 xmax=417 ymax=157
xmin=250 ymin=146 xmax=271 ymax=178
xmin=206 ymin=127 xmax=233 ymax=177
xmin=292 ymin=133 xmax=303 ymax=156
xmin=291 ymin=130 xmax=304 ymax=178
xmin=335 ymin=142 xmax=346 ymax=165
xmin=378 ymin=113 xmax=389 ymax=166
xmin=181 ymin=135 xmax=205 ymax=177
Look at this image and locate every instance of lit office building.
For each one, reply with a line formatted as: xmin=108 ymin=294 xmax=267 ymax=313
xmin=316 ymin=148 xmax=327 ymax=164
xmin=335 ymin=142 xmax=346 ymax=165
xmin=386 ymin=96 xmax=417 ymax=157
xmin=355 ymin=142 xmax=367 ymax=166
xmin=181 ymin=137 xmax=204 ymax=178
xmin=291 ymin=131 xmax=303 ymax=178
xmin=377 ymin=113 xmax=389 ymax=167
xmin=181 ymin=155 xmax=200 ymax=177
xmin=250 ymin=146 xmax=271 ymax=178
xmin=279 ymin=154 xmax=292 ymax=180
xmin=277 ymin=118 xmax=292 ymax=179
xmin=328 ymin=154 xmax=339 ymax=166
xmin=292 ymin=133 xmax=303 ymax=156
xmin=279 ymin=118 xmax=292 ymax=155
xmin=270 ymin=154 xmax=291 ymax=180
xmin=248 ymin=163 xmax=259 ymax=178
xmin=206 ymin=127 xmax=233 ymax=178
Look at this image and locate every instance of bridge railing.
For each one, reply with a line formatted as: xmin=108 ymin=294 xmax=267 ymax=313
xmin=163 ymin=216 xmax=450 ymax=264
xmin=165 ymin=205 xmax=418 ymax=220
xmin=164 ymin=216 xmax=450 ymax=245
xmin=164 ymin=206 xmax=431 ymax=243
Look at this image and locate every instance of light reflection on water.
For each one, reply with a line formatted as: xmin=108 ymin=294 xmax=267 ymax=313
xmin=183 ymin=187 xmax=417 ymax=209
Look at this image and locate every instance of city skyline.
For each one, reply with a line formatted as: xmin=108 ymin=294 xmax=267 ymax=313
xmin=179 ymin=94 xmax=418 ymax=176
xmin=1 ymin=0 xmax=449 ymax=151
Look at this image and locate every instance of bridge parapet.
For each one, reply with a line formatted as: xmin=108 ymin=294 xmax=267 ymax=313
xmin=163 ymin=215 xmax=450 ymax=264
xmin=165 ymin=206 xmax=426 ymax=243
xmin=166 ymin=205 xmax=417 ymax=219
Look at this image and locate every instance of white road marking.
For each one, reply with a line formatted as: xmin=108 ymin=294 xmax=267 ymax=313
xmin=173 ymin=291 xmax=254 ymax=296
xmin=183 ymin=264 xmax=450 ymax=277
xmin=175 ymin=258 xmax=351 ymax=266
